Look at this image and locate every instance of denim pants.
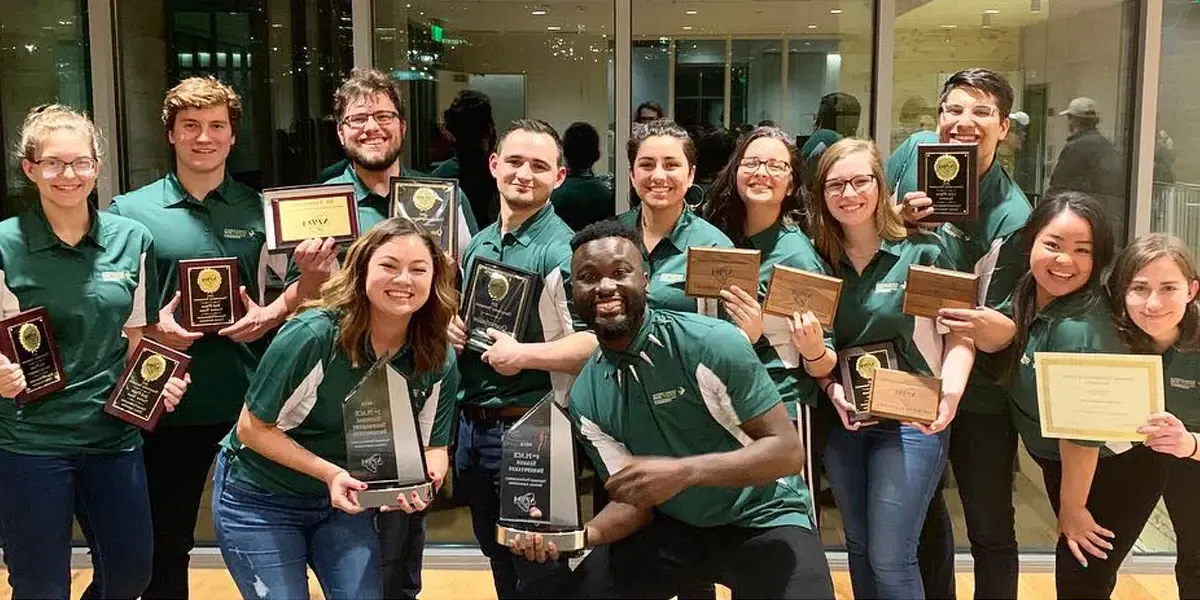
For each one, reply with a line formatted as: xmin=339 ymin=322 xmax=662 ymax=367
xmin=824 ymin=419 xmax=949 ymax=600
xmin=454 ymin=412 xmax=572 ymax=599
xmin=0 ymin=446 xmax=153 ymax=600
xmin=212 ymin=451 xmax=383 ymax=600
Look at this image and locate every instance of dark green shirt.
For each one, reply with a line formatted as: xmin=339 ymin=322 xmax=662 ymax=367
xmin=888 ymin=131 xmax=1033 ymax=415
xmin=740 ymin=222 xmax=834 ymax=416
xmin=550 ymin=172 xmax=615 ymax=232
xmin=1164 ymin=347 xmax=1200 ymax=431
xmin=616 ymin=206 xmax=733 ymax=317
xmin=570 ymin=308 xmax=813 ymax=530
xmin=1007 ymin=289 xmax=1127 ymax=461
xmin=221 ymin=308 xmax=460 ymax=496
xmin=0 ymin=204 xmax=159 ymax=455
xmin=108 ymin=173 xmax=287 ymax=427
xmin=459 ymin=203 xmax=585 ymax=409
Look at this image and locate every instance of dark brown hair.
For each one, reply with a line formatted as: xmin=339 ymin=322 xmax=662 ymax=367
xmin=938 ymin=68 xmax=1014 ymax=124
xmin=704 ymin=126 xmax=809 ymax=244
xmin=334 ymin=68 xmax=406 ymax=122
xmin=1108 ymin=233 xmax=1200 ymax=353
xmin=627 ymin=119 xmax=696 ymax=167
xmin=496 ymin=118 xmax=564 ymax=167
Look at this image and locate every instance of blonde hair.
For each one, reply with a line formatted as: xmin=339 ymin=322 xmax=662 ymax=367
xmin=301 ymin=219 xmax=459 ymax=374
xmin=809 ymin=138 xmax=906 ymax=273
xmin=162 ymin=77 xmax=243 ymax=134
xmin=13 ymin=104 xmax=103 ymax=164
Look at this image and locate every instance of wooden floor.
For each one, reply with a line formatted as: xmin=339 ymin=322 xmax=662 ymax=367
xmin=18 ymin=568 xmax=1181 ymax=599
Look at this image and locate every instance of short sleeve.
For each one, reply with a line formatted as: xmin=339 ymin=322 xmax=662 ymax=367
xmin=457 ymin=189 xmax=480 ymax=235
xmin=697 ymin=321 xmax=783 ymax=423
xmin=984 ymin=232 xmax=1026 ymax=307
xmin=568 ymin=391 xmax=630 ymax=482
xmin=245 ymin=317 xmax=329 ymax=423
xmin=549 ymin=242 xmax=588 ymax=334
xmin=424 ymin=348 xmax=460 ymax=447
xmin=886 ymin=134 xmax=917 ymax=190
xmin=126 ymin=234 xmax=159 ymax=328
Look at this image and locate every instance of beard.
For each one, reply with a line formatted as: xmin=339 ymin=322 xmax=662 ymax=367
xmin=345 ymin=138 xmax=403 ymax=171
xmin=582 ymin=293 xmax=647 ymax=341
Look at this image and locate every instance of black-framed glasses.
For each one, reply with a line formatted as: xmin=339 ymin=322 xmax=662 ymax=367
xmin=32 ymin=157 xmax=98 ymax=177
xmin=341 ymin=110 xmax=400 ymax=129
xmin=738 ymin=157 xmax=792 ymax=176
xmin=823 ymin=174 xmax=876 ymax=197
xmin=941 ymin=103 xmax=1000 ymax=120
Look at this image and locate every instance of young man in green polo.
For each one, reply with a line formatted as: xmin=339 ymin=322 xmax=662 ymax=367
xmin=509 ymin=221 xmax=834 ymax=599
xmin=106 ymin=77 xmax=294 ymax=599
xmin=888 ymin=67 xmax=1033 ymax=600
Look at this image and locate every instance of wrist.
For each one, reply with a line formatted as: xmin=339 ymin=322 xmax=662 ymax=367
xmin=1188 ymin=433 xmax=1199 ymax=459
xmin=801 ymin=347 xmax=826 ymax=363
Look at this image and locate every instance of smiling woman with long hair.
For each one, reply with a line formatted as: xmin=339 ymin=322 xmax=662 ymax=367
xmin=212 ymin=218 xmax=460 ymax=600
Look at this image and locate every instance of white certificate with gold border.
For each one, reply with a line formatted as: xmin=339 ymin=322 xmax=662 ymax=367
xmin=1035 ymin=352 xmax=1164 ymax=442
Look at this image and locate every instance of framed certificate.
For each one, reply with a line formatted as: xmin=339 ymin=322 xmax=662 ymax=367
xmin=1034 ymin=352 xmax=1165 ymax=442
xmin=263 ymin=184 xmax=359 ymax=253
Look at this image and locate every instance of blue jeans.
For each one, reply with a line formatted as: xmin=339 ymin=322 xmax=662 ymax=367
xmin=824 ymin=420 xmax=949 ymax=600
xmin=455 ymin=412 xmax=571 ymax=599
xmin=0 ymin=447 xmax=153 ymax=600
xmin=212 ymin=451 xmax=382 ymax=600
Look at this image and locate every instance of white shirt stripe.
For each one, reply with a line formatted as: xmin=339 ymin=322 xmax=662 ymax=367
xmin=124 ymin=252 xmax=149 ymax=328
xmin=276 ymin=362 xmax=325 ymax=431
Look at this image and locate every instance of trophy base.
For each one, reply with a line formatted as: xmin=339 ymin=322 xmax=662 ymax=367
xmin=496 ymin=524 xmax=587 ymax=553
xmin=359 ymin=481 xmax=434 ymax=509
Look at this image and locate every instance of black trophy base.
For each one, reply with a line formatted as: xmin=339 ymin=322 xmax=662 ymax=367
xmin=359 ymin=481 xmax=434 ymax=509
xmin=849 ymin=410 xmax=878 ymax=425
xmin=496 ymin=524 xmax=587 ymax=554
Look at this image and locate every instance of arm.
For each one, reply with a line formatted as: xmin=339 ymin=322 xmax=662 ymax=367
xmin=236 ymin=406 xmax=344 ymax=485
xmin=124 ymin=326 xmax=145 ymax=360
xmin=508 ymin=331 xmax=598 ymax=375
xmin=583 ymin=500 xmax=654 ymax=546
xmin=920 ymin=331 xmax=975 ymax=433
xmin=677 ymin=402 xmax=803 ymax=487
xmin=1057 ymin=440 xmax=1114 ymax=566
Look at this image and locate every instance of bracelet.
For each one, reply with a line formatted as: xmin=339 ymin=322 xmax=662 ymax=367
xmin=823 ymin=380 xmax=837 ymax=397
xmin=801 ymin=348 xmax=826 ymax=363
xmin=1190 ymin=433 xmax=1199 ymax=459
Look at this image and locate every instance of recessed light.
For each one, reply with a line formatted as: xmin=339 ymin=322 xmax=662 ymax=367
xmin=685 ymin=9 xmax=697 ymax=15
xmin=830 ymin=9 xmax=843 ymax=14
xmin=546 ymin=25 xmax=561 ymax=31
xmin=807 ymin=24 xmax=818 ymax=29
xmin=984 ymin=8 xmax=1000 ymax=14
xmin=532 ymin=9 xmax=547 ymax=15
xmin=682 ymin=26 xmax=693 ymax=30
xmin=941 ymin=24 xmax=958 ymax=29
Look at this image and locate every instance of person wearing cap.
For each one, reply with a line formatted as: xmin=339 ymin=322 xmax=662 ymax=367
xmin=1049 ymin=97 xmax=1125 ymax=239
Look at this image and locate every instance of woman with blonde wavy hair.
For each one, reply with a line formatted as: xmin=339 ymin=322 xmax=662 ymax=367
xmin=212 ymin=218 xmax=461 ymax=600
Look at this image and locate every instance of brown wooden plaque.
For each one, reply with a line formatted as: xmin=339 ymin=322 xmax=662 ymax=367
xmin=902 ymin=265 xmax=980 ymax=319
xmin=0 ymin=306 xmax=66 ymax=406
xmin=684 ymin=247 xmax=761 ymax=299
xmin=178 ymin=257 xmax=244 ymax=333
xmin=763 ymin=265 xmax=842 ymax=328
xmin=867 ymin=367 xmax=942 ymax=425
xmin=104 ymin=337 xmax=190 ymax=432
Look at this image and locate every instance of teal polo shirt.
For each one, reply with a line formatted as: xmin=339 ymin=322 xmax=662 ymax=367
xmin=459 ymin=203 xmax=585 ymax=409
xmin=615 ymin=206 xmax=733 ymax=317
xmin=740 ymin=222 xmax=834 ymax=416
xmin=1006 ymin=288 xmax=1127 ymax=461
xmin=550 ymin=171 xmax=615 ymax=232
xmin=108 ymin=172 xmax=289 ymax=427
xmin=889 ymin=131 xmax=1032 ymax=415
xmin=221 ymin=308 xmax=460 ymax=496
xmin=832 ymin=234 xmax=956 ymax=378
xmin=0 ymin=204 xmax=159 ymax=455
xmin=1163 ymin=346 xmax=1200 ymax=431
xmin=569 ymin=308 xmax=814 ymax=530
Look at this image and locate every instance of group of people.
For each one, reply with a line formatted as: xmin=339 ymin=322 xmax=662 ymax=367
xmin=0 ymin=63 xmax=1196 ymax=600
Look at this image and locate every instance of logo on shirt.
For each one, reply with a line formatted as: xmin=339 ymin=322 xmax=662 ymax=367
xmin=874 ymin=282 xmax=901 ymax=294
xmin=651 ymin=386 xmax=687 ymax=405
xmin=100 ymin=271 xmax=133 ymax=282
xmin=940 ymin=223 xmax=970 ymax=240
xmin=223 ymin=228 xmax=254 ymax=240
xmin=1171 ymin=377 xmax=1197 ymax=391
xmin=659 ymin=273 xmax=685 ymax=284
xmin=361 ymin=453 xmax=384 ymax=474
xmin=1021 ymin=353 xmax=1032 ymax=367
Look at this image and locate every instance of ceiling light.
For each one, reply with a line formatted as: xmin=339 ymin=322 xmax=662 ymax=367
xmin=532 ymin=9 xmax=547 ymax=15
xmin=685 ymin=9 xmax=697 ymax=15
xmin=984 ymin=8 xmax=1000 ymax=13
xmin=682 ymin=26 xmax=693 ymax=30
xmin=1031 ymin=0 xmax=1042 ymax=12
xmin=546 ymin=25 xmax=561 ymax=31
xmin=941 ymin=24 xmax=957 ymax=29
xmin=831 ymin=9 xmax=843 ymax=14
xmin=807 ymin=24 xmax=817 ymax=29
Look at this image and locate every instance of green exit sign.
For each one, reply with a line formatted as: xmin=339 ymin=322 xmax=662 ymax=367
xmin=431 ymin=24 xmax=443 ymax=43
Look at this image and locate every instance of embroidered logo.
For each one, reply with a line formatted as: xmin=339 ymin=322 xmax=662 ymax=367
xmin=1171 ymin=377 xmax=1197 ymax=391
xmin=1021 ymin=353 xmax=1032 ymax=366
xmin=101 ymin=271 xmax=132 ymax=282
xmin=651 ymin=386 xmax=686 ymax=405
xmin=223 ymin=228 xmax=253 ymax=239
xmin=874 ymin=282 xmax=900 ymax=293
xmin=660 ymin=273 xmax=685 ymax=284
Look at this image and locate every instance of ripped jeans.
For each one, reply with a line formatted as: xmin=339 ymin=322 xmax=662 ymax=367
xmin=212 ymin=451 xmax=382 ymax=600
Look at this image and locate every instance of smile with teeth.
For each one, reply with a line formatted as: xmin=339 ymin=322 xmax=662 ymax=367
xmin=1047 ymin=269 xmax=1076 ymax=280
xmin=385 ymin=290 xmax=414 ymax=300
xmin=594 ymin=297 xmax=624 ymax=316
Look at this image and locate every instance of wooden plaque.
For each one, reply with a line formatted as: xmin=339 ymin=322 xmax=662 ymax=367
xmin=104 ymin=337 xmax=191 ymax=432
xmin=263 ymin=183 xmax=360 ymax=253
xmin=902 ymin=265 xmax=980 ymax=319
xmin=763 ymin=265 xmax=842 ymax=328
xmin=684 ymin=247 xmax=761 ymax=299
xmin=867 ymin=367 xmax=941 ymax=425
xmin=178 ymin=257 xmax=244 ymax=333
xmin=917 ymin=143 xmax=979 ymax=222
xmin=0 ymin=306 xmax=66 ymax=406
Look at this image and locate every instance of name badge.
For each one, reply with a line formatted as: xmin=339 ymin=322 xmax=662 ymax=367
xmin=101 ymin=271 xmax=132 ymax=282
xmin=660 ymin=273 xmax=685 ymax=284
xmin=223 ymin=228 xmax=253 ymax=240
xmin=1171 ymin=377 xmax=1197 ymax=390
xmin=874 ymin=282 xmax=900 ymax=294
xmin=940 ymin=223 xmax=970 ymax=241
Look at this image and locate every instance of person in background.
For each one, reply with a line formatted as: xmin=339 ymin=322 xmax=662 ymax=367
xmin=635 ymin=101 xmax=665 ymax=124
xmin=550 ymin=121 xmax=614 ymax=231
xmin=1048 ymin=97 xmax=1126 ymax=240
xmin=689 ymin=126 xmax=736 ymax=211
xmin=432 ymin=89 xmax=499 ymax=228
xmin=212 ymin=218 xmax=460 ymax=600
xmin=0 ymin=104 xmax=189 ymax=599
xmin=800 ymin=92 xmax=862 ymax=167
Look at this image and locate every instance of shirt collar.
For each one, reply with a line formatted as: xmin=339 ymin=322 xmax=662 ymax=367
xmin=633 ymin=205 xmax=699 ymax=254
xmin=22 ymin=201 xmax=105 ymax=252
xmin=594 ymin=308 xmax=664 ymax=377
xmin=501 ymin=202 xmax=556 ymax=247
xmin=163 ymin=171 xmax=247 ymax=207
xmin=745 ymin=220 xmax=790 ymax=251
xmin=1036 ymin=285 xmax=1102 ymax=321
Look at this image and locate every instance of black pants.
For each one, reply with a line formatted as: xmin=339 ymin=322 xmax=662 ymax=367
xmin=1035 ymin=444 xmax=1170 ymax=599
xmin=376 ymin=509 xmax=428 ymax=599
xmin=141 ymin=422 xmax=233 ymax=600
xmin=1165 ymin=457 xmax=1200 ymax=599
xmin=919 ymin=411 xmax=1020 ymax=599
xmin=573 ymin=512 xmax=834 ymax=599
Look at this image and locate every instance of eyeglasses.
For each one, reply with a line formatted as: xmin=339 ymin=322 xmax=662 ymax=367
xmin=738 ymin=157 xmax=792 ymax=176
xmin=941 ymin=103 xmax=1000 ymax=120
xmin=33 ymin=157 xmax=97 ymax=177
xmin=823 ymin=174 xmax=876 ymax=197
xmin=341 ymin=110 xmax=400 ymax=129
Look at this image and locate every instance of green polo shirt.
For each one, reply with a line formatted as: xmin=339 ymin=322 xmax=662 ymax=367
xmin=220 ymin=308 xmax=460 ymax=496
xmin=0 ymin=204 xmax=159 ymax=455
xmin=550 ymin=171 xmax=615 ymax=232
xmin=569 ymin=308 xmax=813 ymax=530
xmin=616 ymin=206 xmax=733 ymax=317
xmin=1007 ymin=288 xmax=1126 ymax=461
xmin=1164 ymin=347 xmax=1200 ymax=431
xmin=108 ymin=173 xmax=288 ymax=427
xmin=888 ymin=131 xmax=1033 ymax=415
xmin=740 ymin=222 xmax=834 ymax=416
xmin=832 ymin=234 xmax=955 ymax=377
xmin=459 ymin=203 xmax=585 ymax=409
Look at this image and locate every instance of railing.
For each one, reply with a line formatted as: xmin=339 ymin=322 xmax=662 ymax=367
xmin=1151 ymin=181 xmax=1200 ymax=256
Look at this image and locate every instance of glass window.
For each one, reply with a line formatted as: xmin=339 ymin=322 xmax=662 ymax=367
xmin=0 ymin=0 xmax=91 ymax=218
xmin=1152 ymin=1 xmax=1200 ymax=259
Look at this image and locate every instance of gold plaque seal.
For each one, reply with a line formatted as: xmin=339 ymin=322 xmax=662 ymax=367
xmin=487 ymin=271 xmax=511 ymax=302
xmin=196 ymin=268 xmax=223 ymax=294
xmin=934 ymin=154 xmax=960 ymax=183
xmin=140 ymin=354 xmax=167 ymax=383
xmin=17 ymin=323 xmax=41 ymax=353
xmin=855 ymin=353 xmax=881 ymax=379
xmin=413 ymin=187 xmax=439 ymax=213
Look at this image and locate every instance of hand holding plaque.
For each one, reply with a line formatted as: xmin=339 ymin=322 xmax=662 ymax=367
xmin=917 ymin=143 xmax=979 ymax=222
xmin=390 ymin=177 xmax=459 ymax=259
xmin=763 ymin=265 xmax=842 ymax=328
xmin=342 ymin=354 xmax=433 ymax=509
xmin=867 ymin=367 xmax=942 ymax=426
xmin=104 ymin=338 xmax=190 ymax=431
xmin=461 ymin=258 xmax=541 ymax=353
xmin=836 ymin=343 xmax=898 ymax=424
xmin=178 ymin=258 xmax=245 ymax=333
xmin=264 ymin=184 xmax=360 ymax=253
xmin=685 ymin=247 xmax=761 ymax=298
xmin=0 ymin=307 xmax=66 ymax=406
xmin=496 ymin=394 xmax=586 ymax=555
xmin=903 ymin=265 xmax=980 ymax=319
